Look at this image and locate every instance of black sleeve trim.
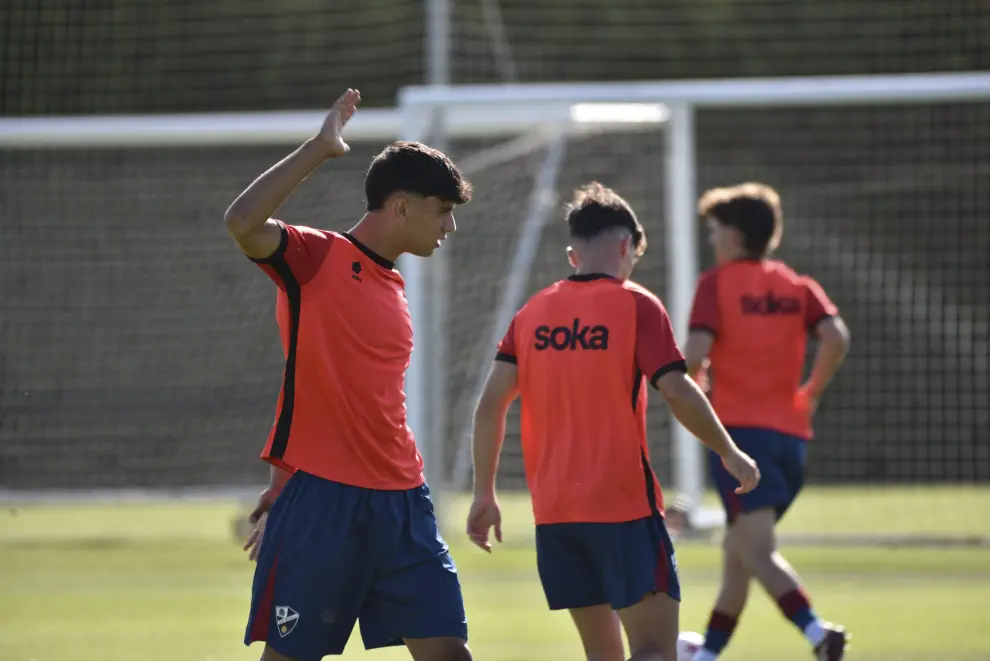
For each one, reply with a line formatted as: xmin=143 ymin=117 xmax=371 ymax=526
xmin=689 ymin=324 xmax=716 ymax=337
xmin=494 ymin=352 xmax=517 ymax=365
xmin=650 ymin=359 xmax=688 ymax=389
xmin=248 ymin=222 xmax=289 ymax=265
xmin=807 ymin=313 xmax=835 ymax=335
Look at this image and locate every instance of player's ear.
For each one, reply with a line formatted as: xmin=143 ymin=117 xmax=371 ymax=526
xmin=619 ymin=234 xmax=633 ymax=258
xmin=566 ymin=246 xmax=578 ymax=268
xmin=392 ymin=194 xmax=409 ymax=222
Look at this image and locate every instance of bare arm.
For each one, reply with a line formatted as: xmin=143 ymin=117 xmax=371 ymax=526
xmin=270 ymin=464 xmax=293 ymax=492
xmin=683 ymin=330 xmax=715 ymax=379
xmin=471 ymin=361 xmax=519 ymax=499
xmin=657 ymin=370 xmax=735 ymax=458
xmin=803 ymin=316 xmax=851 ymax=400
xmin=657 ymin=370 xmax=760 ymax=493
xmin=224 ymin=141 xmax=336 ymax=259
xmin=224 ymin=89 xmax=361 ymax=259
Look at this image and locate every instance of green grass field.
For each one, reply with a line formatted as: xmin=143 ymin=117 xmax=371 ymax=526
xmin=2 ymin=488 xmax=989 ymax=661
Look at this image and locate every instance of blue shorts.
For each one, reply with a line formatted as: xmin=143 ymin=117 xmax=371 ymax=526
xmin=244 ymin=471 xmax=467 ymax=660
xmin=710 ymin=427 xmax=808 ymax=524
xmin=535 ymin=512 xmax=681 ymax=611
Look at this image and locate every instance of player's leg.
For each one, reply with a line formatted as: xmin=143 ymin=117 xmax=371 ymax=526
xmin=616 ymin=592 xmax=678 ymax=661
xmin=536 ymin=522 xmax=626 ymax=661
xmin=730 ymin=510 xmax=837 ymax=644
xmin=244 ymin=472 xmax=376 ymax=661
xmin=358 ymin=483 xmax=472 ymax=661
xmin=568 ymin=606 xmax=626 ymax=661
xmin=727 ymin=432 xmax=848 ymax=659
xmin=600 ymin=514 xmax=682 ymax=661
xmin=693 ymin=445 xmax=763 ymax=660
xmin=691 ymin=540 xmax=750 ymax=661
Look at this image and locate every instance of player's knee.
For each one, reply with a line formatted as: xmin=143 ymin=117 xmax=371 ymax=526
xmin=720 ymin=562 xmax=749 ymax=590
xmin=722 ymin=527 xmax=742 ymax=556
xmin=736 ymin=540 xmax=775 ymax=574
xmin=621 ymin=604 xmax=678 ymax=661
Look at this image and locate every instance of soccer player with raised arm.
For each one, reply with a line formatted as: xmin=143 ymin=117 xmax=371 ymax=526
xmin=684 ymin=183 xmax=851 ymax=661
xmin=466 ymin=183 xmax=761 ymax=661
xmin=226 ymin=89 xmax=475 ymax=661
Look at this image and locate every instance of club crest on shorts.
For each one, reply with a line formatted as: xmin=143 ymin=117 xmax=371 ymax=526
xmin=275 ymin=605 xmax=300 ymax=637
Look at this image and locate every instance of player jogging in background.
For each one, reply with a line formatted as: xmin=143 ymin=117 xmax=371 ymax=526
xmin=225 ymin=89 xmax=475 ymax=661
xmin=684 ymin=183 xmax=852 ymax=661
xmin=466 ymin=182 xmax=761 ymax=661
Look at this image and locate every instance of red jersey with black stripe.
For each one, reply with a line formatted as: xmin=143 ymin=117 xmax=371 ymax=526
xmin=496 ymin=274 xmax=686 ymax=525
xmin=688 ymin=259 xmax=838 ymax=440
xmin=251 ymin=221 xmax=424 ymax=490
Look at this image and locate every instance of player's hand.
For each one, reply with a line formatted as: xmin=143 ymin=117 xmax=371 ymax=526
xmin=243 ymin=487 xmax=279 ymax=562
xmin=797 ymin=385 xmax=820 ymax=418
xmin=315 ymin=88 xmax=361 ymax=158
xmin=466 ymin=496 xmax=503 ymax=553
xmin=243 ymin=511 xmax=268 ymax=562
xmin=724 ymin=449 xmax=761 ymax=494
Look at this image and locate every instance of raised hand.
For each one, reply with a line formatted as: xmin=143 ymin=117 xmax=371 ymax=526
xmin=315 ymin=88 xmax=361 ymax=158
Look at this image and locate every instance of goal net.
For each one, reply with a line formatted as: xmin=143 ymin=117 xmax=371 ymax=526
xmin=410 ymin=75 xmax=990 ymax=546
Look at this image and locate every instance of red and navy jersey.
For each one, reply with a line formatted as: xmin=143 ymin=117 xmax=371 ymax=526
xmin=689 ymin=259 xmax=838 ymax=440
xmin=252 ymin=221 xmax=424 ymax=490
xmin=496 ymin=274 xmax=686 ymax=525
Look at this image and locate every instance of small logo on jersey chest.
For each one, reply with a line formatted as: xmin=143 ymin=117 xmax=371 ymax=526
xmin=275 ymin=605 xmax=300 ymax=637
xmin=351 ymin=261 xmax=362 ymax=281
xmin=534 ymin=318 xmax=610 ymax=351
xmin=741 ymin=291 xmax=800 ymax=316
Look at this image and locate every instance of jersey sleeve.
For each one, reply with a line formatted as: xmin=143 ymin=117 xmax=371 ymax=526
xmin=494 ymin=317 xmax=518 ymax=365
xmin=632 ymin=290 xmax=687 ymax=389
xmin=802 ymin=276 xmax=838 ymax=332
xmin=250 ymin=220 xmax=333 ymax=289
xmin=688 ymin=269 xmax=720 ymax=336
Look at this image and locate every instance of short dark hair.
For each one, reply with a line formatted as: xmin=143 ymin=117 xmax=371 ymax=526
xmin=364 ymin=141 xmax=472 ymax=211
xmin=566 ymin=182 xmax=647 ymax=256
xmin=698 ymin=182 xmax=782 ymax=257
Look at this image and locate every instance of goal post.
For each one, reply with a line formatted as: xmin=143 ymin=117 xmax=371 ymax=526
xmin=398 ymin=71 xmax=990 ymax=537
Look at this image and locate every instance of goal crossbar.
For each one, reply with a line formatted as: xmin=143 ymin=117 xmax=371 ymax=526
xmin=401 ymin=71 xmax=990 ymax=109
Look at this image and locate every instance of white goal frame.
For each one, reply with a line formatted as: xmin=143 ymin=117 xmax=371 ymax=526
xmin=396 ymin=71 xmax=990 ymax=525
xmin=1 ymin=72 xmax=988 ymax=517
